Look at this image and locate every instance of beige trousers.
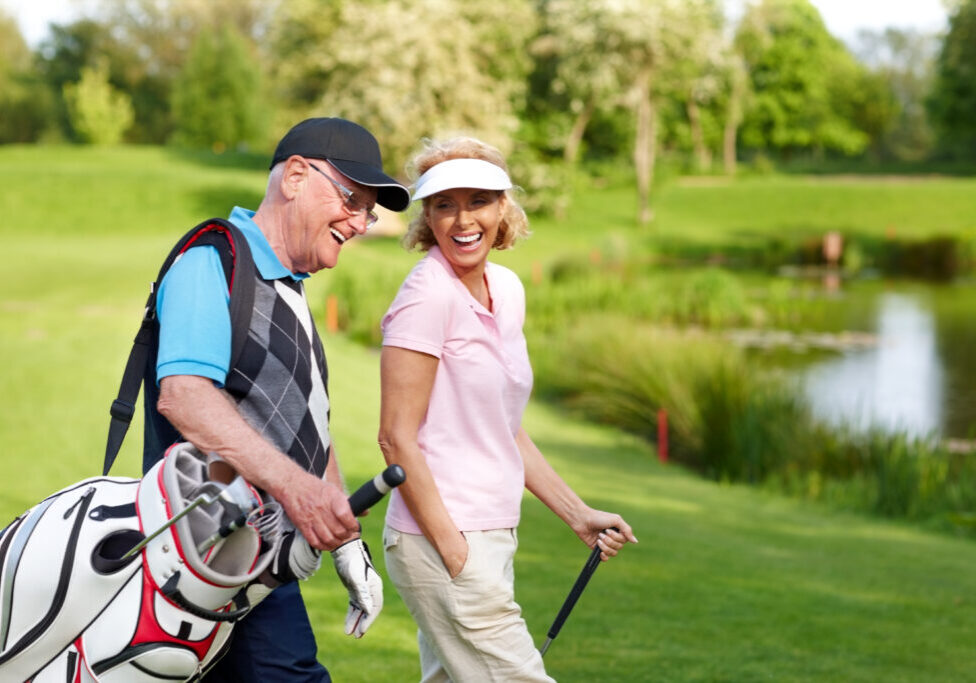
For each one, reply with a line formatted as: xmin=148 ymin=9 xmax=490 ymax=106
xmin=383 ymin=525 xmax=555 ymax=683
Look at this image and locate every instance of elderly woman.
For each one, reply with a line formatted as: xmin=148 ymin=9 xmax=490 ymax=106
xmin=377 ymin=137 xmax=638 ymax=682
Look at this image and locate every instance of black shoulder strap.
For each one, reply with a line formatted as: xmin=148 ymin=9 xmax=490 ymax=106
xmin=103 ymin=218 xmax=256 ymax=475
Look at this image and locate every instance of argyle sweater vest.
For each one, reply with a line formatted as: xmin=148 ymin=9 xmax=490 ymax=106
xmin=223 ymin=276 xmax=331 ymax=478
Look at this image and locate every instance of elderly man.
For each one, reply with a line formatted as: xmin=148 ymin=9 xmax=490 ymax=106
xmin=150 ymin=118 xmax=409 ymax=681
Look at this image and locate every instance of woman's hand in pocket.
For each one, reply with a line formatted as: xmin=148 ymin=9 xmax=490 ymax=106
xmin=440 ymin=531 xmax=469 ymax=579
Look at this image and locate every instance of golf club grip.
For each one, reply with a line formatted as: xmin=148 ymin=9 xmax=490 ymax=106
xmin=347 ymin=464 xmax=406 ymax=515
xmin=547 ymin=544 xmax=602 ymax=639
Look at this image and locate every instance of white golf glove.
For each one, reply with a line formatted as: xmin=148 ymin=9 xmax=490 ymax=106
xmin=267 ymin=530 xmax=322 ymax=584
xmin=331 ymin=538 xmax=383 ymax=638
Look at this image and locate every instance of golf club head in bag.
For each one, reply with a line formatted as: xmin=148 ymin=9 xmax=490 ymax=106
xmin=0 ymin=442 xmax=284 ymax=682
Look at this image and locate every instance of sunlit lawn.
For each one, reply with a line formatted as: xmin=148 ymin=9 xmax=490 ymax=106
xmin=3 ymin=146 xmax=976 ymax=680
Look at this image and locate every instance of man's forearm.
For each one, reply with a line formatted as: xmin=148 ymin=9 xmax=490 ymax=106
xmin=157 ymin=374 xmax=304 ymax=495
xmin=158 ymin=374 xmax=359 ymax=549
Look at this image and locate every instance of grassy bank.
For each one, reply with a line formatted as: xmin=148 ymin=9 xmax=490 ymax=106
xmin=3 ymin=146 xmax=976 ymax=679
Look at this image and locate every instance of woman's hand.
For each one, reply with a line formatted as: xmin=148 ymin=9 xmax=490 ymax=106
xmin=575 ymin=509 xmax=638 ymax=561
xmin=440 ymin=532 xmax=469 ymax=578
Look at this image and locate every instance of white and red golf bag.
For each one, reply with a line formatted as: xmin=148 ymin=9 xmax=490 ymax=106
xmin=0 ymin=443 xmax=289 ymax=682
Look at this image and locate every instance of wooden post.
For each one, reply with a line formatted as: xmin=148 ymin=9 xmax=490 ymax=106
xmin=531 ymin=260 xmax=543 ymax=286
xmin=657 ymin=409 xmax=668 ymax=463
xmin=326 ymin=294 xmax=338 ymax=333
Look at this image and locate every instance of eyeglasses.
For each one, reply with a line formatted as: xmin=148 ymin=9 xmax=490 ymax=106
xmin=308 ymin=162 xmax=379 ymax=229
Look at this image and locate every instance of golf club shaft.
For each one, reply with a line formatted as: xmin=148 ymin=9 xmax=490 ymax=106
xmin=545 ymin=546 xmax=601 ymax=640
xmin=540 ymin=527 xmax=618 ymax=657
xmin=121 ymin=492 xmax=217 ymax=559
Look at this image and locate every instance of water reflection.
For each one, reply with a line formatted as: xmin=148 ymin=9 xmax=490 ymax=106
xmin=802 ymin=293 xmax=943 ymax=437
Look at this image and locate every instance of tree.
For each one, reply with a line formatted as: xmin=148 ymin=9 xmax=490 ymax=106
xmin=721 ymin=53 xmax=749 ymax=174
xmin=269 ymin=0 xmax=536 ymax=175
xmin=530 ymin=0 xmax=635 ymax=165
xmin=855 ymin=28 xmax=938 ymax=161
xmin=37 ymin=19 xmax=119 ymax=141
xmin=833 ymin=57 xmax=899 ymax=162
xmin=533 ymin=0 xmax=717 ymax=223
xmin=63 ymin=60 xmax=134 ymax=144
xmin=170 ymin=24 xmax=267 ymax=150
xmin=735 ymin=0 xmax=870 ymax=159
xmin=664 ymin=0 xmax=727 ymax=172
xmin=0 ymin=10 xmax=53 ymax=142
xmin=35 ymin=0 xmax=278 ymax=143
xmin=927 ymin=0 xmax=976 ymax=158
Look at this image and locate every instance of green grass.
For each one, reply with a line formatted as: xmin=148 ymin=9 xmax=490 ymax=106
xmin=3 ymin=145 xmax=976 ymax=680
xmin=653 ymin=174 xmax=976 ymax=245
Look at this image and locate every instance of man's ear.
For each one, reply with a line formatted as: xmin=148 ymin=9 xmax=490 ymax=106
xmin=279 ymin=155 xmax=308 ymax=200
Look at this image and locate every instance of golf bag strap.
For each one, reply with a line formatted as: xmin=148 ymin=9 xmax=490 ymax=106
xmin=160 ymin=572 xmax=253 ymax=623
xmin=103 ymin=219 xmax=256 ymax=475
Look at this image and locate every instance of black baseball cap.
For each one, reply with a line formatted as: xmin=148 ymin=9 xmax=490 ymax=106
xmin=271 ymin=117 xmax=410 ymax=212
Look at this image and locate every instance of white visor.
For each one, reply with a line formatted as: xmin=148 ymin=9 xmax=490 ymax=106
xmin=412 ymin=158 xmax=512 ymax=201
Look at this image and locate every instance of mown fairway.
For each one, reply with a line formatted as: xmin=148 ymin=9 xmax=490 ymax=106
xmin=2 ymin=146 xmax=976 ymax=681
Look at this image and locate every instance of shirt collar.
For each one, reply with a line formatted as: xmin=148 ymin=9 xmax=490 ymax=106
xmin=228 ymin=206 xmax=308 ymax=281
xmin=428 ymin=245 xmax=495 ymax=315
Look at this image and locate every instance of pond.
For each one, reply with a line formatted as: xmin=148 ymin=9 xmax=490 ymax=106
xmin=747 ymin=278 xmax=976 ymax=440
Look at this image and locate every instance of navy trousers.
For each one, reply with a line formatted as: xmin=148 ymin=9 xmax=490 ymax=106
xmin=204 ymin=581 xmax=331 ymax=682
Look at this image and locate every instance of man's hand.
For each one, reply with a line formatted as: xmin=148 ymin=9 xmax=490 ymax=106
xmin=276 ymin=470 xmax=361 ymax=551
xmin=157 ymin=376 xmax=360 ymax=551
xmin=331 ymin=539 xmax=383 ymax=638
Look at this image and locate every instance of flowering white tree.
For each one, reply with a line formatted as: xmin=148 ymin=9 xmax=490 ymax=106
xmin=536 ymin=0 xmax=717 ymax=223
xmin=271 ymin=0 xmax=536 ymax=175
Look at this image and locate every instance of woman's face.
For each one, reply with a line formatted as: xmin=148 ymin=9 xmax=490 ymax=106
xmin=424 ymin=187 xmax=506 ymax=280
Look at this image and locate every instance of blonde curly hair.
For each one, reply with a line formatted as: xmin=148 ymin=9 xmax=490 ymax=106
xmin=402 ymin=137 xmax=530 ymax=252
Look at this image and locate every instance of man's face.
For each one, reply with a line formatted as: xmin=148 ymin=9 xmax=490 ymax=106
xmin=290 ymin=160 xmax=378 ymax=273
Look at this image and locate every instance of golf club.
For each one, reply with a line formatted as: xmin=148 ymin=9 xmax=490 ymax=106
xmin=125 ymin=464 xmax=406 ymax=561
xmin=348 ymin=464 xmax=406 ymax=515
xmin=539 ymin=528 xmax=616 ymax=657
xmin=199 ymin=463 xmax=407 ymax=554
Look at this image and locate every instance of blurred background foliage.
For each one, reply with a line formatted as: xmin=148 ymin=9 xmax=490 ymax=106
xmin=2 ymin=0 xmax=976 ymax=217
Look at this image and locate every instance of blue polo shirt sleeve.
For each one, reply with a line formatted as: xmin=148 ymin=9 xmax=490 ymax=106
xmin=156 ymin=246 xmax=232 ymax=385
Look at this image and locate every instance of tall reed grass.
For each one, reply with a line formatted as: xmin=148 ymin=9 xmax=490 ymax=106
xmin=533 ymin=316 xmax=976 ymax=534
xmin=530 ymin=317 xmax=806 ymax=481
xmin=771 ymin=428 xmax=976 ymax=530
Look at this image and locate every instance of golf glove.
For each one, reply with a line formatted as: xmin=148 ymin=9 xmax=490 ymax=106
xmin=268 ymin=530 xmax=322 ymax=584
xmin=331 ymin=539 xmax=383 ymax=638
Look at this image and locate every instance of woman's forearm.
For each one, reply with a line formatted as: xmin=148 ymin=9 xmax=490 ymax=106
xmin=379 ymin=346 xmax=468 ymax=575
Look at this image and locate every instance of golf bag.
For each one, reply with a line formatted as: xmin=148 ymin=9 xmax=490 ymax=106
xmin=0 ymin=442 xmax=289 ymax=682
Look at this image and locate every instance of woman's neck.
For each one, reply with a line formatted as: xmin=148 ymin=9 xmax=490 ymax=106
xmin=455 ymin=263 xmax=491 ymax=311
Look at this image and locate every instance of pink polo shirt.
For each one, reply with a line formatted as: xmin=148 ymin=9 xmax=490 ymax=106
xmin=382 ymin=246 xmax=534 ymax=534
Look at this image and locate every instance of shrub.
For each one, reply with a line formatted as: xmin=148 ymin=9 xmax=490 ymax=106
xmin=529 ymin=260 xmax=756 ymax=334
xmin=63 ymin=60 xmax=134 ymax=145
